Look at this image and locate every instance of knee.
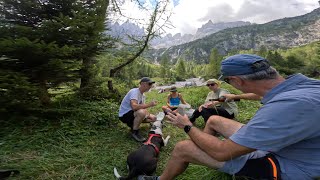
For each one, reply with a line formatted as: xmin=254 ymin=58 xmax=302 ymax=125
xmin=171 ymin=140 xmax=193 ymax=158
xmin=148 ymin=114 xmax=156 ymax=121
xmin=161 ymin=106 xmax=168 ymax=111
xmin=135 ymin=109 xmax=147 ymax=117
xmin=206 ymin=115 xmax=222 ymax=127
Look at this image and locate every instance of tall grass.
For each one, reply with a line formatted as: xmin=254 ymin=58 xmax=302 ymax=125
xmin=0 ymin=84 xmax=261 ymax=179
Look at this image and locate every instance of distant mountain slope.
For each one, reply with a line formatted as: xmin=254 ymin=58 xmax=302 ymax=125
xmin=151 ymin=21 xmax=251 ymax=48
xmin=145 ymin=8 xmax=320 ymax=64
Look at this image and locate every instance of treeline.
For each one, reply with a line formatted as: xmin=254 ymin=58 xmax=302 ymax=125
xmin=237 ymin=42 xmax=320 ymax=77
xmin=109 ymin=41 xmax=320 ymax=84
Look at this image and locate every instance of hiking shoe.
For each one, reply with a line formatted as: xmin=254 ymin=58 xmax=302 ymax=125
xmin=138 ymin=175 xmax=160 ymax=180
xmin=131 ymin=132 xmax=146 ymax=142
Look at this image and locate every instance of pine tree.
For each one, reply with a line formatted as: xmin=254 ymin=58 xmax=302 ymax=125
xmin=207 ymin=48 xmax=223 ymax=78
xmin=175 ymin=58 xmax=186 ymax=81
xmin=0 ymin=0 xmax=110 ymax=105
xmin=160 ymin=54 xmax=170 ymax=82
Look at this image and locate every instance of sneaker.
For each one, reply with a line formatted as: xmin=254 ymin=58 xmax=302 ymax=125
xmin=138 ymin=175 xmax=160 ymax=180
xmin=131 ymin=132 xmax=146 ymax=142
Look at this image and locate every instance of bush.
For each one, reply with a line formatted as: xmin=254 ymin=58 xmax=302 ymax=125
xmin=0 ymin=70 xmax=40 ymax=118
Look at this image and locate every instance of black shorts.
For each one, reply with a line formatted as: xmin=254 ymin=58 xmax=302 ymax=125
xmin=170 ymin=107 xmax=178 ymax=111
xmin=119 ymin=110 xmax=135 ymax=129
xmin=235 ymin=153 xmax=281 ymax=180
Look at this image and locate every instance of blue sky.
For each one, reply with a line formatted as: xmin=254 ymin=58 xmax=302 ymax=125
xmin=139 ymin=0 xmax=180 ymax=7
xmin=172 ymin=0 xmax=179 ymax=6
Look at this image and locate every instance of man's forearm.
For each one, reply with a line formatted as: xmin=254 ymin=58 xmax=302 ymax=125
xmin=236 ymin=93 xmax=261 ymax=100
xmin=132 ymin=103 xmax=151 ymax=110
xmin=187 ymin=127 xmax=254 ymax=161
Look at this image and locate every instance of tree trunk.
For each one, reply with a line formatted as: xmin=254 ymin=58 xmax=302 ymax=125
xmin=39 ymin=79 xmax=50 ymax=106
xmin=80 ymin=57 xmax=94 ymax=89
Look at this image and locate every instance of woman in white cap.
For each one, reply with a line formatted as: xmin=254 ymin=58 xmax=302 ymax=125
xmin=189 ymin=78 xmax=238 ymax=123
xmin=162 ymin=86 xmax=188 ymax=114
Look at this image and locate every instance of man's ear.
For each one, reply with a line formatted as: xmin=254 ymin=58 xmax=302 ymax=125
xmin=231 ymin=76 xmax=244 ymax=86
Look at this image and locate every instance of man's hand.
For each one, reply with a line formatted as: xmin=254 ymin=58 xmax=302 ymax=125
xmin=203 ymin=101 xmax=215 ymax=108
xmin=149 ymin=100 xmax=157 ymax=107
xmin=166 ymin=112 xmax=192 ymax=129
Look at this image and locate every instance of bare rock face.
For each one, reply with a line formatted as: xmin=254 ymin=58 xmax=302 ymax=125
xmin=145 ymin=8 xmax=320 ymax=63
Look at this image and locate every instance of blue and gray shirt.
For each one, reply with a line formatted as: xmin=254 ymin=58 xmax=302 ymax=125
xmin=230 ymin=74 xmax=320 ymax=179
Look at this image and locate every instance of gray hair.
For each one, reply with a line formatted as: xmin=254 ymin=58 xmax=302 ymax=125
xmin=237 ymin=66 xmax=279 ymax=81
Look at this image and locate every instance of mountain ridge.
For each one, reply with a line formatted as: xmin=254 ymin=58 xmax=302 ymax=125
xmin=107 ymin=20 xmax=251 ymax=48
xmin=145 ymin=8 xmax=320 ymax=64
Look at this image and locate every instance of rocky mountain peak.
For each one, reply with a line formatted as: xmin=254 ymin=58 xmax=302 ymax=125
xmin=106 ymin=19 xmax=251 ymax=49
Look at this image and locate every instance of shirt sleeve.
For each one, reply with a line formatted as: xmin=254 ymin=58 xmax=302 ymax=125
xmin=128 ymin=89 xmax=140 ymax=102
xmin=219 ymin=89 xmax=230 ymax=97
xmin=230 ymin=96 xmax=318 ymax=152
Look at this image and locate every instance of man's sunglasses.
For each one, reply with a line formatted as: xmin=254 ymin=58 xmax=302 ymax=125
xmin=148 ymin=83 xmax=154 ymax=86
xmin=206 ymin=83 xmax=216 ymax=87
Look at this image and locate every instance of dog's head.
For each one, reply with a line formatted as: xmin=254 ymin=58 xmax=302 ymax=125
xmin=150 ymin=112 xmax=165 ymax=135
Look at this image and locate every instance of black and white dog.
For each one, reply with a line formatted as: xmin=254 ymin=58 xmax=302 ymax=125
xmin=114 ymin=112 xmax=170 ymax=180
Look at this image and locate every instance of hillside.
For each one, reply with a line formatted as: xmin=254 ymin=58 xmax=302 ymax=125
xmin=145 ymin=8 xmax=320 ymax=64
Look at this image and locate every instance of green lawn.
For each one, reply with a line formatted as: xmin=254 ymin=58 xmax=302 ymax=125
xmin=0 ymin=84 xmax=261 ymax=179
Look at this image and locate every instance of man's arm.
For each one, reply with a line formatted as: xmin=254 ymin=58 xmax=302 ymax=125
xmin=187 ymin=126 xmax=255 ymax=161
xmin=130 ymin=99 xmax=156 ymax=110
xmin=223 ymin=93 xmax=262 ymax=101
xmin=166 ymin=112 xmax=255 ymax=161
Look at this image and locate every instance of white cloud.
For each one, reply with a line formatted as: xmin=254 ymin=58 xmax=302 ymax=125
xmin=114 ymin=0 xmax=319 ymax=35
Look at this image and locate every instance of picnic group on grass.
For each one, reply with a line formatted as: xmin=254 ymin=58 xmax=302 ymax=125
xmin=118 ymin=54 xmax=320 ymax=180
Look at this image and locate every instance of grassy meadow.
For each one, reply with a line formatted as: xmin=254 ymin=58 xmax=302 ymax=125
xmin=0 ymin=83 xmax=261 ymax=180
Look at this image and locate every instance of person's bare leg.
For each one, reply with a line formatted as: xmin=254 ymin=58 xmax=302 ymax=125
xmin=204 ymin=115 xmax=244 ymax=138
xmin=162 ymin=105 xmax=169 ymax=112
xmin=159 ymin=140 xmax=225 ymax=180
xmin=133 ymin=109 xmax=147 ymax=130
xmin=144 ymin=114 xmax=156 ymax=122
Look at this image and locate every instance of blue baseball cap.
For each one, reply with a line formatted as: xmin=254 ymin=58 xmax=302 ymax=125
xmin=219 ymin=54 xmax=270 ymax=80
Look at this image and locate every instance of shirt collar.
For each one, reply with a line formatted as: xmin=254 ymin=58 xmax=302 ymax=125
xmin=261 ymin=74 xmax=308 ymax=104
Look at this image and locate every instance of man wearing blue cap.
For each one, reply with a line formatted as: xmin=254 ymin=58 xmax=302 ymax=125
xmin=139 ymin=54 xmax=320 ymax=180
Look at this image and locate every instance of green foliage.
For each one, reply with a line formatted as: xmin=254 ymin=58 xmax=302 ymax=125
xmin=206 ymin=48 xmax=223 ymax=79
xmin=159 ymin=54 xmax=173 ymax=83
xmin=0 ymin=69 xmax=39 ymax=114
xmin=0 ymin=83 xmax=261 ymax=179
xmin=175 ymin=58 xmax=187 ymax=80
xmin=232 ymin=42 xmax=320 ymax=78
xmin=0 ymin=0 xmax=111 ymax=106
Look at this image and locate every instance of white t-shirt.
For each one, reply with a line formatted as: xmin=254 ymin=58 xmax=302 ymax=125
xmin=118 ymin=88 xmax=145 ymax=117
